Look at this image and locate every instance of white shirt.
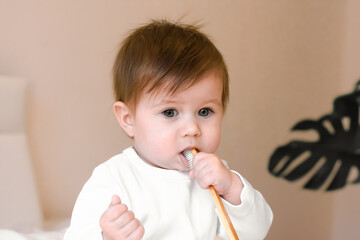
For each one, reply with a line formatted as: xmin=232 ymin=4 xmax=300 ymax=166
xmin=64 ymin=147 xmax=273 ymax=240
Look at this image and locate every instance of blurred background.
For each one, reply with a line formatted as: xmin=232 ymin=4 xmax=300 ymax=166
xmin=1 ymin=0 xmax=359 ymax=239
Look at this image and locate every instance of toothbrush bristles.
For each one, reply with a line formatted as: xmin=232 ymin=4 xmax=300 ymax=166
xmin=182 ymin=149 xmax=194 ymax=169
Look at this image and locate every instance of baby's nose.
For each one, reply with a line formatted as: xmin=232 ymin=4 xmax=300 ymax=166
xmin=181 ymin=118 xmax=201 ymax=137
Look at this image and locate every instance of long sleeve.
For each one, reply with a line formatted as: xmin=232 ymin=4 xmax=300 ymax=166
xmin=64 ymin=164 xmax=123 ymax=240
xmin=217 ymin=172 xmax=273 ymax=240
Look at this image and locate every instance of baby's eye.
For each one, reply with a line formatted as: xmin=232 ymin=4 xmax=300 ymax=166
xmin=162 ymin=109 xmax=178 ymax=118
xmin=198 ymin=108 xmax=213 ymax=117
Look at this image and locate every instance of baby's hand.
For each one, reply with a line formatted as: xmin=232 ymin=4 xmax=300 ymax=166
xmin=100 ymin=195 xmax=144 ymax=240
xmin=189 ymin=152 xmax=243 ymax=205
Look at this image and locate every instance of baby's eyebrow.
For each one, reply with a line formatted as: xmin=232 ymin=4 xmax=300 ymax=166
xmin=202 ymin=98 xmax=223 ymax=106
xmin=148 ymin=93 xmax=223 ymax=108
xmin=149 ymin=97 xmax=179 ymax=108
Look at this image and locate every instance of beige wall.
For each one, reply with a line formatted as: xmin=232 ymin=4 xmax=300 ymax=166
xmin=1 ymin=1 xmax=358 ymax=239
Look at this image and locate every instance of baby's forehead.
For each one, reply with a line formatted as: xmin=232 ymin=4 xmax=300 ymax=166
xmin=131 ymin=70 xmax=226 ymax=111
xmin=140 ymin=85 xmax=185 ymax=105
xmin=140 ymin=76 xmax=223 ymax=105
xmin=142 ymin=78 xmax=195 ymax=100
xmin=147 ymin=70 xmax=222 ymax=96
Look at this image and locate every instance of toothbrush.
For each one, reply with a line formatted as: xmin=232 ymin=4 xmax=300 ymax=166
xmin=183 ymin=148 xmax=239 ymax=240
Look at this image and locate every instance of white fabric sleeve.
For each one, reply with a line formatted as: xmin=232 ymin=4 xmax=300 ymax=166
xmin=216 ymin=171 xmax=273 ymax=240
xmin=64 ymin=164 xmax=122 ymax=240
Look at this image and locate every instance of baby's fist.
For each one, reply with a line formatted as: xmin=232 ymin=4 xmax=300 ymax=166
xmin=100 ymin=195 xmax=144 ymax=240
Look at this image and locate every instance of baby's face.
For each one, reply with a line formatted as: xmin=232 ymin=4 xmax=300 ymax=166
xmin=132 ymin=71 xmax=224 ymax=172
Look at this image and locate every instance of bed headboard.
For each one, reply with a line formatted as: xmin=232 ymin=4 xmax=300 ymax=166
xmin=0 ymin=76 xmax=43 ymax=230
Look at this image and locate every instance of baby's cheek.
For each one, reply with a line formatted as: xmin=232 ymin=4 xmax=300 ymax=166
xmin=205 ymin=131 xmax=221 ymax=153
xmin=151 ymin=131 xmax=176 ymax=153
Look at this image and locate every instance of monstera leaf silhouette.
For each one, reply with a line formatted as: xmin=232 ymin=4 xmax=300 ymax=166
xmin=269 ymin=81 xmax=360 ymax=191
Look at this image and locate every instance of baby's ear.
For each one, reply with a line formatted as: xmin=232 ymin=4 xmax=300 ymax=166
xmin=113 ymin=101 xmax=134 ymax=137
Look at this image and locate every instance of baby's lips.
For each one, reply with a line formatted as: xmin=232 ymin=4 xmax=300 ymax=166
xmin=182 ymin=147 xmax=199 ymax=154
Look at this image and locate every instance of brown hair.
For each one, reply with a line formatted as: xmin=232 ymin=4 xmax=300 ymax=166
xmin=113 ymin=19 xmax=229 ymax=111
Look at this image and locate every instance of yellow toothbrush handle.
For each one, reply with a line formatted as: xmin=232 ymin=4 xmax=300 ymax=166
xmin=191 ymin=149 xmax=239 ymax=240
xmin=209 ymin=186 xmax=239 ymax=240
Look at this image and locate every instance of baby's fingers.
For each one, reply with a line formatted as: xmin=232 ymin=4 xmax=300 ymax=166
xmin=100 ymin=196 xmax=128 ymax=230
xmin=121 ymin=217 xmax=145 ymax=239
xmin=109 ymin=195 xmax=122 ymax=206
xmin=128 ymin=224 xmax=145 ymax=240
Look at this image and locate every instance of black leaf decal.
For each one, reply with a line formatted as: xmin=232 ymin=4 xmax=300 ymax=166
xmin=268 ymin=80 xmax=360 ymax=191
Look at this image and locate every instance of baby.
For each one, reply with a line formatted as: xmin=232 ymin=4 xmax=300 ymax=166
xmin=65 ymin=19 xmax=273 ymax=240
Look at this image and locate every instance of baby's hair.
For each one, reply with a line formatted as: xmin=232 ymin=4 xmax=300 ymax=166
xmin=113 ymin=19 xmax=229 ymax=111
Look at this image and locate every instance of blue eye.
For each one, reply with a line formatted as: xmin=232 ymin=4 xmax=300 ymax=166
xmin=198 ymin=108 xmax=213 ymax=117
xmin=162 ymin=109 xmax=178 ymax=118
